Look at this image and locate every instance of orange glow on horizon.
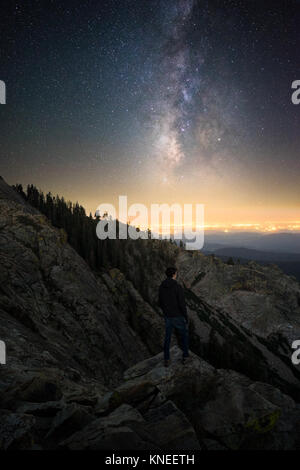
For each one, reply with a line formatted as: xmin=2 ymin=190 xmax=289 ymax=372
xmin=141 ymin=221 xmax=300 ymax=234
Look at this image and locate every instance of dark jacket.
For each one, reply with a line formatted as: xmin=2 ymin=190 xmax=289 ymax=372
xmin=158 ymin=278 xmax=188 ymax=320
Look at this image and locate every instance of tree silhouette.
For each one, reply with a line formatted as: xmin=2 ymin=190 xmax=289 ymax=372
xmin=13 ymin=184 xmax=179 ymax=281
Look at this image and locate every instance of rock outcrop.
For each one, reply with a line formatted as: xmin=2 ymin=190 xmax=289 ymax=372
xmin=2 ymin=347 xmax=299 ymax=450
xmin=0 ymin=178 xmax=161 ymax=395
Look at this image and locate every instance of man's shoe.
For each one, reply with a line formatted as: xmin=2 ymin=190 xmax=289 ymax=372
xmin=164 ymin=359 xmax=170 ymax=367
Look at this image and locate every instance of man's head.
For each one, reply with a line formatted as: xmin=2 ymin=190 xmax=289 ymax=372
xmin=165 ymin=267 xmax=177 ymax=279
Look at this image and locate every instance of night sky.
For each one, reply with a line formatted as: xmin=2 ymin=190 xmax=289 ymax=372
xmin=1 ymin=0 xmax=299 ymax=230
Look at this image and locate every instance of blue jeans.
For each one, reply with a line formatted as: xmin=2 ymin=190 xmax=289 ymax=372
xmin=164 ymin=316 xmax=189 ymax=360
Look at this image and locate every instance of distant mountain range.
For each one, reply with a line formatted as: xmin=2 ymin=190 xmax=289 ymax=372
xmin=202 ymin=245 xmax=300 ymax=281
xmin=203 ymin=231 xmax=300 ymax=254
xmin=173 ymin=231 xmax=300 ymax=281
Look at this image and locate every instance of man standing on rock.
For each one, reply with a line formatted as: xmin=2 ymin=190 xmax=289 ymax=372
xmin=159 ymin=267 xmax=190 ymax=367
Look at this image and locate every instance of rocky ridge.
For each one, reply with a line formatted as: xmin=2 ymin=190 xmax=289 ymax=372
xmin=0 ymin=176 xmax=299 ymax=449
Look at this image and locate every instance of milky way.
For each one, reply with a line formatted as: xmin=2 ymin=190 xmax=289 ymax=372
xmin=151 ymin=0 xmax=196 ymax=170
xmin=145 ymin=0 xmax=247 ymax=184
